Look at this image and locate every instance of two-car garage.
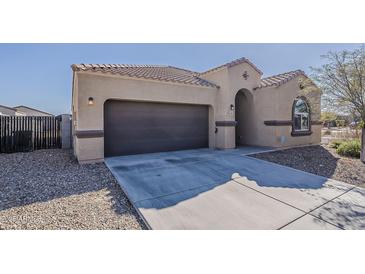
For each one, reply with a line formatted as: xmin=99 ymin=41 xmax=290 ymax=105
xmin=103 ymin=100 xmax=209 ymax=157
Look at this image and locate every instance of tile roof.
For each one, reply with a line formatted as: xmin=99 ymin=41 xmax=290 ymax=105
xmin=0 ymin=104 xmax=16 ymax=111
xmin=71 ymin=64 xmax=219 ymax=88
xmin=255 ymin=70 xmax=305 ymax=89
xmin=14 ymin=105 xmax=53 ymax=116
xmin=200 ymin=57 xmax=263 ymax=75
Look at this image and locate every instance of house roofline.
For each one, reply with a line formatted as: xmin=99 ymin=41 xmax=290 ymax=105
xmin=72 ymin=65 xmax=220 ymax=89
xmin=254 ymin=70 xmax=308 ymax=90
xmin=74 ymin=70 xmax=220 ymax=89
xmin=0 ymin=104 xmax=17 ymax=111
xmin=199 ymin=57 xmax=263 ymax=76
xmin=14 ymin=105 xmax=54 ymax=116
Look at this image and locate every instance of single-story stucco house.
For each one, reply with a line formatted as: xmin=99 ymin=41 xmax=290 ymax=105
xmin=71 ymin=57 xmax=321 ymax=163
xmin=0 ymin=105 xmax=23 ymax=116
xmin=13 ymin=105 xmax=53 ymax=116
xmin=0 ymin=104 xmax=53 ymax=116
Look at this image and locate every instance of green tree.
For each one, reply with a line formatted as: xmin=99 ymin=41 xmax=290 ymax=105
xmin=311 ymin=46 xmax=365 ymax=162
xmin=320 ymin=111 xmax=337 ymax=128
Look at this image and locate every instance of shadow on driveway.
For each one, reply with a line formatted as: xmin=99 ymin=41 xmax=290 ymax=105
xmin=106 ymin=149 xmax=331 ymax=210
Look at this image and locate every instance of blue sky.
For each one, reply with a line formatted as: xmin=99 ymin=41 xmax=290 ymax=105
xmin=0 ymin=43 xmax=361 ymax=114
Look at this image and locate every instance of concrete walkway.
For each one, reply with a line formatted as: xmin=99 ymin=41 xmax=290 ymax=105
xmin=105 ymin=147 xmax=365 ymax=229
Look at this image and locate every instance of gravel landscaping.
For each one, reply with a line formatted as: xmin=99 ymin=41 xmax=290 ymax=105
xmin=250 ymin=145 xmax=365 ymax=188
xmin=0 ymin=149 xmax=145 ymax=230
xmin=2 ymin=145 xmax=363 ymax=229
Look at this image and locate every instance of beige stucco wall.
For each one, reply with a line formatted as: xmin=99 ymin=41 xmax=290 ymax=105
xmin=199 ymin=62 xmax=262 ymax=148
xmin=73 ymin=72 xmax=218 ymax=162
xmin=246 ymin=75 xmax=321 ymax=147
xmin=73 ymin=63 xmax=321 ymax=163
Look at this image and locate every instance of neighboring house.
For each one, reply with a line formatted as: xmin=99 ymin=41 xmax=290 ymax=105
xmin=13 ymin=105 xmax=53 ymax=116
xmin=0 ymin=104 xmax=52 ymax=117
xmin=71 ymin=57 xmax=321 ymax=163
xmin=0 ymin=105 xmax=25 ymax=116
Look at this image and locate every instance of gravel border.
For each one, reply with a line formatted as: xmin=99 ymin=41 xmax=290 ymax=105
xmin=3 ymin=145 xmax=363 ymax=229
xmin=0 ymin=149 xmax=146 ymax=229
xmin=249 ymin=145 xmax=365 ymax=188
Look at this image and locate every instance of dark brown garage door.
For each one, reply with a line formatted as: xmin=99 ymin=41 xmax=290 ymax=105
xmin=104 ymin=100 xmax=209 ymax=157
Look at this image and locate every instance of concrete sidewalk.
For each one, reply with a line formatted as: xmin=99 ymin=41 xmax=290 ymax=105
xmin=105 ymin=147 xmax=364 ymax=230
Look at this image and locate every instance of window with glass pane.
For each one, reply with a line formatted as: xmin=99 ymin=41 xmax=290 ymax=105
xmin=293 ymin=99 xmax=310 ymax=132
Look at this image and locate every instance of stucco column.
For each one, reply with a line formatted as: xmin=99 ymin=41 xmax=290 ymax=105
xmin=215 ymin=125 xmax=236 ymax=149
xmin=215 ymin=105 xmax=236 ymax=149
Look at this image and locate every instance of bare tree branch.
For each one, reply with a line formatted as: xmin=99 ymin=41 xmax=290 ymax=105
xmin=311 ymin=46 xmax=365 ymax=123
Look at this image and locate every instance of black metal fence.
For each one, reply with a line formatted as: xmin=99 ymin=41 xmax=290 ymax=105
xmin=0 ymin=116 xmax=61 ymax=153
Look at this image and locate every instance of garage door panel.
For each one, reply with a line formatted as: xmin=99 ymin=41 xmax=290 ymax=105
xmin=112 ymin=138 xmax=208 ymax=156
xmin=111 ymin=127 xmax=207 ymax=139
xmin=114 ymin=111 xmax=207 ymax=126
xmin=114 ymin=119 xmax=205 ymax=128
xmin=104 ymin=100 xmax=209 ymax=157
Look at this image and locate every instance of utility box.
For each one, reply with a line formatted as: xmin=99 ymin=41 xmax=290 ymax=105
xmin=59 ymin=114 xmax=72 ymax=149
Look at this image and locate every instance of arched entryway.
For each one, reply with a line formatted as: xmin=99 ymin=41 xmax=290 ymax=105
xmin=234 ymin=89 xmax=254 ymax=147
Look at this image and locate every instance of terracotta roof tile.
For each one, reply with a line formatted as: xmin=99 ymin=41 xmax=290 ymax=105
xmin=72 ymin=61 xmax=305 ymax=91
xmin=255 ymin=70 xmax=305 ymax=89
xmin=71 ymin=64 xmax=219 ymax=88
xmin=200 ymin=57 xmax=263 ymax=75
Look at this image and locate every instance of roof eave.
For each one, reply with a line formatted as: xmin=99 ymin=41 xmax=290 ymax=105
xmin=254 ymin=70 xmax=307 ymax=90
xmin=200 ymin=57 xmax=263 ymax=76
xmin=75 ymin=70 xmax=220 ymax=89
xmin=13 ymin=105 xmax=53 ymax=116
xmin=0 ymin=104 xmax=17 ymax=111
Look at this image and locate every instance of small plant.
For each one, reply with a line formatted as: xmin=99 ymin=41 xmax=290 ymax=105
xmin=330 ymin=140 xmax=343 ymax=149
xmin=336 ymin=140 xmax=361 ymax=158
xmin=359 ymin=120 xmax=365 ymax=130
xmin=323 ymin=129 xmax=331 ymax=136
xmin=335 ymin=120 xmax=346 ymax=128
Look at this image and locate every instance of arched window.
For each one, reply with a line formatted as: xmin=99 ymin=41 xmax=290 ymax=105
xmin=293 ymin=98 xmax=310 ymax=132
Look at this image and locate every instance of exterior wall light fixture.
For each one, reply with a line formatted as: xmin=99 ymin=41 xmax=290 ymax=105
xmin=88 ymin=97 xmax=94 ymax=105
xmin=230 ymin=104 xmax=235 ymax=111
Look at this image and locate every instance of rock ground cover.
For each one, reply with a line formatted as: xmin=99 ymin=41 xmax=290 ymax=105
xmin=250 ymin=145 xmax=365 ymax=188
xmin=0 ymin=149 xmax=145 ymax=230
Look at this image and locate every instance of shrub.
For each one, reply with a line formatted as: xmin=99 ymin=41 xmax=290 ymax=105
xmin=330 ymin=140 xmax=343 ymax=149
xmin=335 ymin=120 xmax=346 ymax=127
xmin=336 ymin=140 xmax=361 ymax=158
xmin=323 ymin=129 xmax=331 ymax=136
xmin=359 ymin=120 xmax=365 ymax=129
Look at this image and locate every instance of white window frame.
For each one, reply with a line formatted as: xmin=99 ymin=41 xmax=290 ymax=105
xmin=294 ymin=112 xmax=309 ymax=131
xmin=293 ymin=99 xmax=310 ymax=132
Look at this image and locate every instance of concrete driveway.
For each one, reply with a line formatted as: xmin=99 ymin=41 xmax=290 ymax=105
xmin=105 ymin=147 xmax=364 ymax=229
